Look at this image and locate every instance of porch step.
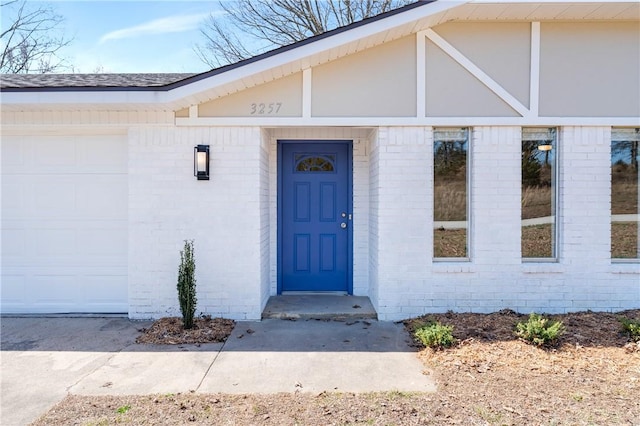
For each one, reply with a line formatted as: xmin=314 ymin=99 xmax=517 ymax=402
xmin=262 ymin=295 xmax=377 ymax=320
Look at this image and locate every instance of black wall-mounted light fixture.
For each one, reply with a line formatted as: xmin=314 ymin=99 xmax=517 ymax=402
xmin=194 ymin=144 xmax=210 ymax=180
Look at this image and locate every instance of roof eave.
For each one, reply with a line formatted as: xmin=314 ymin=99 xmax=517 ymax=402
xmin=1 ymin=0 xmax=461 ymax=110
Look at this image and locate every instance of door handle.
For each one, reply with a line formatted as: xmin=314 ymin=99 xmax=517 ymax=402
xmin=340 ymin=222 xmax=347 ymax=229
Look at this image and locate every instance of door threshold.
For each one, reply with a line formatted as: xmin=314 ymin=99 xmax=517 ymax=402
xmin=281 ymin=291 xmax=348 ymax=296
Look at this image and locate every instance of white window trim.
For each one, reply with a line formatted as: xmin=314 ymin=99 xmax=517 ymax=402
xmin=433 ymin=127 xmax=472 ymax=262
xmin=522 ymin=127 xmax=560 ymax=263
xmin=611 ymin=127 xmax=640 ymax=263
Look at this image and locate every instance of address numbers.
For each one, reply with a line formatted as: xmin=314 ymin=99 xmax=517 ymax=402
xmin=250 ymin=102 xmax=282 ymax=115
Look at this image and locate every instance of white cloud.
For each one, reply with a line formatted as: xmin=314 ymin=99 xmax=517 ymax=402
xmin=99 ymin=13 xmax=211 ymax=43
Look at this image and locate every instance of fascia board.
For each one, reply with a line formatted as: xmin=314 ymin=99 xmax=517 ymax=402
xmin=0 ymin=90 xmax=163 ymax=107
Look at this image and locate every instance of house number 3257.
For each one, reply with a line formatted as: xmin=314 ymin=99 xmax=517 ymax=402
xmin=250 ymin=102 xmax=282 ymax=115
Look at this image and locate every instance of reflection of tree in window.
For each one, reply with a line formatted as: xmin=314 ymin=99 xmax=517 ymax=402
xmin=295 ymin=155 xmax=335 ymax=172
xmin=433 ymin=128 xmax=468 ymax=259
xmin=611 ymin=128 xmax=639 ymax=259
xmin=521 ymin=128 xmax=556 ymax=259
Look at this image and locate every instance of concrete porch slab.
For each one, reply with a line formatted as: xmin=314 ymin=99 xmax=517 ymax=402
xmin=262 ymin=295 xmax=377 ymax=320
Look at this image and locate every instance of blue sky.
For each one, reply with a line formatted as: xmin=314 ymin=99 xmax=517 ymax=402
xmin=27 ymin=1 xmax=226 ymax=73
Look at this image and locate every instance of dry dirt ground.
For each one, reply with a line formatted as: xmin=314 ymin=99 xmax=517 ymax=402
xmin=33 ymin=310 xmax=640 ymax=426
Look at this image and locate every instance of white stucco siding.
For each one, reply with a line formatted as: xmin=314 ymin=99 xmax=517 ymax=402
xmin=1 ymin=131 xmax=128 ymax=313
xmin=127 ymin=126 xmax=265 ymax=320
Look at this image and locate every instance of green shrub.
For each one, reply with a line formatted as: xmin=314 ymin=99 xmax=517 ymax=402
xmin=415 ymin=322 xmax=455 ymax=349
xmin=177 ymin=240 xmax=197 ymax=329
xmin=116 ymin=404 xmax=131 ymax=414
xmin=620 ymin=318 xmax=640 ymax=342
xmin=515 ymin=313 xmax=564 ymax=346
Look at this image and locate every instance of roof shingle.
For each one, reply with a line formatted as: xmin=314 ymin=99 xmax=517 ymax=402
xmin=0 ymin=73 xmax=197 ymax=89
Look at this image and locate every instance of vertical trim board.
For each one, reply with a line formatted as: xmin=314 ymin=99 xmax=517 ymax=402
xmin=529 ymin=22 xmax=541 ymax=117
xmin=417 ymin=31 xmax=427 ymax=118
xmin=302 ymin=68 xmax=312 ymax=118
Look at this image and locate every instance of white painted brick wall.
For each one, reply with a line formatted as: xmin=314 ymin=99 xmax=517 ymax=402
xmin=370 ymin=126 xmax=639 ymax=320
xmin=374 ymin=127 xmax=432 ymax=318
xmin=128 ymin=126 xmax=266 ymax=320
xmin=259 ymin=129 xmax=271 ymax=311
xmin=3 ymin=118 xmax=637 ymax=319
xmin=368 ymin=130 xmax=381 ymax=310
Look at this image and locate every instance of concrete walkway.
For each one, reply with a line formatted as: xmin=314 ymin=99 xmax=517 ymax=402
xmin=1 ymin=317 xmax=434 ymax=425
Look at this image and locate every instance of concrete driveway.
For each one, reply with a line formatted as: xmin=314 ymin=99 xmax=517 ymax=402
xmin=1 ymin=317 xmax=434 ymax=425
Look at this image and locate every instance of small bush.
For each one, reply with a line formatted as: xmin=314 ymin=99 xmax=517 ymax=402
xmin=177 ymin=240 xmax=197 ymax=330
xmin=116 ymin=404 xmax=131 ymax=414
xmin=620 ymin=318 xmax=640 ymax=342
xmin=415 ymin=322 xmax=455 ymax=349
xmin=515 ymin=313 xmax=564 ymax=346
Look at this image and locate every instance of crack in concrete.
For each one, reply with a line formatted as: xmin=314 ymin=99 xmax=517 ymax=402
xmin=195 ymin=339 xmax=228 ymax=392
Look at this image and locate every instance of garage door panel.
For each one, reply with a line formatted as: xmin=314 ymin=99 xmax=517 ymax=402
xmin=1 ymin=228 xmax=27 ymax=257
xmin=32 ymin=275 xmax=78 ymax=303
xmin=1 ymin=133 xmax=128 ymax=313
xmin=35 ymin=177 xmax=77 ymax=214
xmin=36 ymin=137 xmax=77 ymax=170
xmin=77 ymin=136 xmax=128 ymax=173
xmin=1 ymin=137 xmax=26 ymax=173
xmin=76 ymin=176 xmax=127 ymax=219
xmin=1 ymin=182 xmax=26 ymax=218
xmin=35 ymin=228 xmax=77 ymax=256
xmin=0 ymin=275 xmax=26 ymax=304
xmin=84 ymin=275 xmax=128 ymax=304
xmin=77 ymin=226 xmax=127 ymax=256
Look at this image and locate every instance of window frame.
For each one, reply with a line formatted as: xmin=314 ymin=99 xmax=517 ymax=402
xmin=611 ymin=127 xmax=640 ymax=263
xmin=521 ymin=127 xmax=559 ymax=263
xmin=432 ymin=127 xmax=472 ymax=262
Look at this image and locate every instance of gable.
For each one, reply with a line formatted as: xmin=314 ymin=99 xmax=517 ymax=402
xmin=539 ymin=21 xmax=640 ymax=117
xmin=197 ymin=72 xmax=302 ymax=117
xmin=3 ymin=0 xmax=639 ymax=126
xmin=425 ymin=22 xmax=529 ymax=117
xmin=178 ymin=17 xmax=640 ymax=123
xmin=311 ymin=36 xmax=416 ymax=117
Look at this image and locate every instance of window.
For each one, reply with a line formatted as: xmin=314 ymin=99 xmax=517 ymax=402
xmin=522 ymin=128 xmax=557 ymax=260
xmin=295 ymin=154 xmax=335 ymax=172
xmin=611 ymin=128 xmax=639 ymax=260
xmin=433 ymin=127 xmax=469 ymax=259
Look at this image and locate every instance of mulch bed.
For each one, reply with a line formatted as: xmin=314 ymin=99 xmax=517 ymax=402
xmin=135 ymin=317 xmax=235 ymax=345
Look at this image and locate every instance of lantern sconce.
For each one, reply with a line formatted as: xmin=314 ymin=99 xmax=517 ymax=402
xmin=194 ymin=144 xmax=210 ymax=180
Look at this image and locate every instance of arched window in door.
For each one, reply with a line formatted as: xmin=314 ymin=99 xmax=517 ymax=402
xmin=295 ymin=154 xmax=336 ymax=172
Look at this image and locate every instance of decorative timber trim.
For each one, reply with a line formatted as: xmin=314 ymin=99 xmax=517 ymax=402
xmin=423 ymin=28 xmax=530 ymax=118
xmin=416 ymin=30 xmax=427 ymax=118
xmin=529 ymin=22 xmax=541 ymax=117
xmin=302 ymin=68 xmax=312 ymax=118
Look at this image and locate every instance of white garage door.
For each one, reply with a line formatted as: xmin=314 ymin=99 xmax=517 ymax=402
xmin=1 ymin=132 xmax=128 ymax=313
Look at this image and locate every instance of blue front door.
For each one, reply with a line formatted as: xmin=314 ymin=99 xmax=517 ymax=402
xmin=279 ymin=141 xmax=352 ymax=293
